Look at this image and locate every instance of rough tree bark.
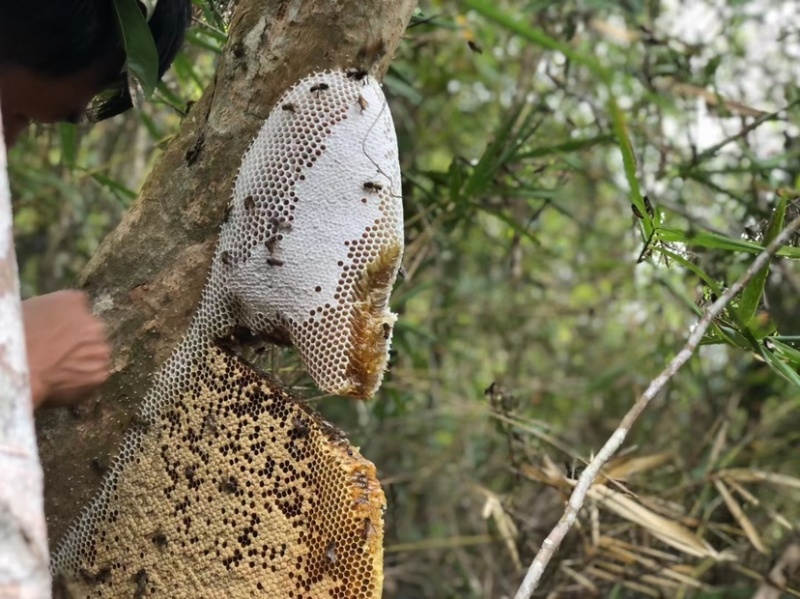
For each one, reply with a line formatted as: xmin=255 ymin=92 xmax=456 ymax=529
xmin=36 ymin=0 xmax=418 ymax=546
xmin=0 ymin=111 xmax=50 ymax=596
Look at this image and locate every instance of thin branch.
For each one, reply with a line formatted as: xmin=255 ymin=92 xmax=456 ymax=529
xmin=681 ymin=98 xmax=800 ymax=172
xmin=513 ymin=214 xmax=800 ymax=599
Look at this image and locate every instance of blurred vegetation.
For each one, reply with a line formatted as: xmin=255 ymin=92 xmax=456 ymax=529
xmin=12 ymin=0 xmax=800 ymax=597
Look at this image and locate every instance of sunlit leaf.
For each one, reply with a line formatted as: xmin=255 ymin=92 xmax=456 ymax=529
xmin=738 ymin=195 xmax=787 ymax=328
xmin=113 ymin=0 xmax=159 ymax=102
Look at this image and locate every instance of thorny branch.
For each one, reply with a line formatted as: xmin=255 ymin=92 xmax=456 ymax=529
xmin=513 ymin=214 xmax=800 ymax=599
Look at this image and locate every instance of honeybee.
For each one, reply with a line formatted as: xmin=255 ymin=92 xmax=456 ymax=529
xmin=325 ymin=541 xmax=337 ymax=565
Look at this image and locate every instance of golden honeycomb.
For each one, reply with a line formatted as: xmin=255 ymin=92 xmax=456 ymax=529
xmin=52 ymin=342 xmax=385 ymax=598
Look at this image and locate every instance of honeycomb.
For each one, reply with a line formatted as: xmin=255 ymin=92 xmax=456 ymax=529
xmin=52 ymin=341 xmax=385 ymax=598
xmin=50 ymin=69 xmax=402 ymax=597
xmin=217 ymin=68 xmax=403 ymax=400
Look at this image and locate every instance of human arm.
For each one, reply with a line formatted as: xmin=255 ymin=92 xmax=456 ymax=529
xmin=22 ymin=290 xmax=111 ymax=409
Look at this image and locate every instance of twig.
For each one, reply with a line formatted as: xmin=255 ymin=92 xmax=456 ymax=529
xmin=513 ymin=214 xmax=800 ymax=599
xmin=682 ymin=98 xmax=800 ymax=172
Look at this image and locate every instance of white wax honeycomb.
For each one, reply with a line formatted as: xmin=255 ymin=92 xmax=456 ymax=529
xmin=216 ymin=69 xmax=404 ymax=399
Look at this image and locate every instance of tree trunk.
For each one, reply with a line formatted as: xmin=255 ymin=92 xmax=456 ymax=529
xmin=36 ymin=0 xmax=418 ymax=547
xmin=0 ymin=110 xmax=50 ymax=597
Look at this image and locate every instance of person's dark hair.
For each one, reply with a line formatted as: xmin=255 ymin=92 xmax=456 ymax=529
xmin=0 ymin=0 xmax=191 ymax=121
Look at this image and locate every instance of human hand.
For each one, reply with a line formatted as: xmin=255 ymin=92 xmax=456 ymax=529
xmin=22 ymin=290 xmax=111 ymax=409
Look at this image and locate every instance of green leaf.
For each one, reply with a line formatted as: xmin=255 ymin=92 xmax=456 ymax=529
xmin=184 ymin=28 xmax=225 ymax=54
xmin=766 ymin=338 xmax=800 ymax=367
xmin=197 ymin=0 xmax=226 ymax=31
xmin=58 ymin=123 xmax=78 ymax=168
xmin=513 ymin=134 xmax=615 ymax=160
xmin=462 ymin=104 xmax=525 ymax=198
xmin=385 ymin=68 xmax=424 ymax=105
xmin=759 ymin=343 xmax=800 ymax=390
xmin=113 ymin=0 xmax=159 ymax=102
xmin=446 ymin=159 xmax=463 ymax=205
xmin=470 ymin=201 xmax=541 ymax=245
xmin=657 ymin=227 xmax=800 ymax=259
xmin=137 ymin=109 xmax=163 ymax=140
xmin=738 ymin=195 xmax=787 ymax=327
xmin=654 ymin=247 xmax=723 ymax=298
xmin=90 ymin=172 xmax=137 ymax=202
xmin=709 ymin=323 xmax=754 ymax=350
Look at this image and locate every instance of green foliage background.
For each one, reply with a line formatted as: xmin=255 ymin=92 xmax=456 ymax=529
xmin=12 ymin=0 xmax=800 ymax=597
